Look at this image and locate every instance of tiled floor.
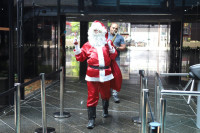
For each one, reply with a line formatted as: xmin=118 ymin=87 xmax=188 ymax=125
xmin=0 ymin=48 xmax=200 ymax=133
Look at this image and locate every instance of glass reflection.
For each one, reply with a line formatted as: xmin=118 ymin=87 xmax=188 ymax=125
xmin=65 ymin=21 xmax=80 ymax=77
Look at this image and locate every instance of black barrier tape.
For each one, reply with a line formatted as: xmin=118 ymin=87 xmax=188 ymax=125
xmin=0 ymin=69 xmax=61 ymax=97
xmin=21 ymin=76 xmax=41 ymax=88
xmin=147 ymin=94 xmax=155 ymax=122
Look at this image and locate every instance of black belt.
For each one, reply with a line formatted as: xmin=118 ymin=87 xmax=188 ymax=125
xmin=89 ymin=66 xmax=109 ymax=69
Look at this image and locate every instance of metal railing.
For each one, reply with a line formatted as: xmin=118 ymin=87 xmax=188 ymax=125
xmin=154 ymin=72 xmax=190 ymax=121
xmin=154 ymin=72 xmax=200 ymax=133
xmin=132 ymin=70 xmax=148 ymax=124
xmin=160 ymin=90 xmax=200 ymax=133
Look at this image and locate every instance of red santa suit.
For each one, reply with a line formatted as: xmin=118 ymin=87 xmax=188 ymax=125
xmin=74 ymin=21 xmax=117 ymax=107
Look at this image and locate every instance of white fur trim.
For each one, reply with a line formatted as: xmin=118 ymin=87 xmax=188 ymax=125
xmin=108 ymin=41 xmax=112 ymax=49
xmin=85 ymin=74 xmax=114 ymax=82
xmin=75 ymin=45 xmax=79 ymax=50
xmin=109 ymin=47 xmax=115 ymax=53
xmin=97 ymin=47 xmax=105 ymax=67
xmin=99 ymin=69 xmax=105 ymax=81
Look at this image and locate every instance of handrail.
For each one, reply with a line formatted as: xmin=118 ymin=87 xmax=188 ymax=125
xmin=160 ymin=73 xmax=189 ymax=77
xmin=161 ymin=90 xmax=200 ymax=96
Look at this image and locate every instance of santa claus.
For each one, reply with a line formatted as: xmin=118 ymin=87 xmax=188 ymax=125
xmin=73 ymin=20 xmax=118 ymax=129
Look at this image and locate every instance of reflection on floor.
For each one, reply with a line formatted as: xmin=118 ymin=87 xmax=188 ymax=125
xmin=0 ymin=48 xmax=200 ymax=133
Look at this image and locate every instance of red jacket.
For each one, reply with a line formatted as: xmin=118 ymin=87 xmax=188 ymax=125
xmin=74 ymin=41 xmax=117 ymax=82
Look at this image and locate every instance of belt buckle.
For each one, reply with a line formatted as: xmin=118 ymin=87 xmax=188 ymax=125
xmin=99 ymin=67 xmax=103 ymax=70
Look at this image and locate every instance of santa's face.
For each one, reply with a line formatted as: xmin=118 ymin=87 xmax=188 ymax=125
xmin=88 ymin=22 xmax=107 ymax=48
xmin=94 ymin=29 xmax=102 ymax=35
xmin=88 ymin=29 xmax=107 ymax=48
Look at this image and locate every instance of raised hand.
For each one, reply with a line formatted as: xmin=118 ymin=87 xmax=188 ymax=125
xmin=108 ymin=41 xmax=113 ymax=50
xmin=74 ymin=38 xmax=78 ymax=45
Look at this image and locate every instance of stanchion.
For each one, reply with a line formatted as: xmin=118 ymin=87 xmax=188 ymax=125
xmin=35 ymin=73 xmax=56 ymax=133
xmin=160 ymin=98 xmax=166 ymax=133
xmin=154 ymin=76 xmax=158 ymax=121
xmin=156 ymin=86 xmax=161 ymax=122
xmin=54 ymin=67 xmax=70 ymax=118
xmin=149 ymin=122 xmax=160 ymax=133
xmin=141 ymin=89 xmax=149 ymax=133
xmin=197 ymin=81 xmax=200 ymax=128
xmin=132 ymin=70 xmax=145 ymax=123
xmin=14 ymin=83 xmax=21 ymax=133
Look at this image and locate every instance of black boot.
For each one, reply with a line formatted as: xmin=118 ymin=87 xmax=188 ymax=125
xmin=102 ymin=100 xmax=109 ymax=118
xmin=87 ymin=106 xmax=96 ymax=129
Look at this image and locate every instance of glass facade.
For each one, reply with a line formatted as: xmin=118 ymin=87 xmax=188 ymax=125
xmin=0 ymin=0 xmax=9 ymax=110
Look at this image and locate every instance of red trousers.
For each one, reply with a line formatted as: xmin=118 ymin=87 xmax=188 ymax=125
xmin=87 ymin=81 xmax=111 ymax=107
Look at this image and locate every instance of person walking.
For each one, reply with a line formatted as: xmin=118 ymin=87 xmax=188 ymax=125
xmin=108 ymin=23 xmax=126 ymax=103
xmin=73 ymin=20 xmax=118 ymax=129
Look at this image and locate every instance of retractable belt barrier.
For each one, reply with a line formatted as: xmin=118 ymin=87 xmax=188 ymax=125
xmin=0 ymin=67 xmax=66 ymax=133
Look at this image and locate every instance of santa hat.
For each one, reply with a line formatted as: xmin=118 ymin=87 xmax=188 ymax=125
xmin=88 ymin=20 xmax=108 ymax=39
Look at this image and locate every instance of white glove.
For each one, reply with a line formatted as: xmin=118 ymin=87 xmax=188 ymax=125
xmin=108 ymin=41 xmax=113 ymax=50
xmin=108 ymin=41 xmax=115 ymax=53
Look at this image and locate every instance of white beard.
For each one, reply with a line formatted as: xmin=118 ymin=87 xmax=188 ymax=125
xmin=88 ymin=33 xmax=107 ymax=48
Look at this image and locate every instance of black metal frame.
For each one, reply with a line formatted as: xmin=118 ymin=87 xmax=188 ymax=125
xmin=17 ymin=0 xmax=24 ymax=100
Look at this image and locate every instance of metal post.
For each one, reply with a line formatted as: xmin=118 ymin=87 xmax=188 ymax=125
xmin=41 ymin=73 xmax=47 ymax=133
xmin=160 ymin=98 xmax=166 ymax=133
xmin=14 ymin=83 xmax=21 ymax=133
xmin=17 ymin=0 xmax=24 ymax=100
xmin=132 ymin=70 xmax=145 ymax=123
xmin=54 ymin=67 xmax=70 ymax=118
xmin=183 ymin=79 xmax=192 ymax=91
xmin=57 ymin=0 xmax=61 ymax=69
xmin=156 ymin=86 xmax=161 ymax=122
xmin=143 ymin=77 xmax=148 ymax=89
xmin=141 ymin=89 xmax=148 ymax=133
xmin=35 ymin=73 xmax=55 ymax=133
xmin=196 ymin=81 xmax=200 ymax=128
xmin=60 ymin=67 xmax=64 ymax=116
xmin=187 ymin=79 xmax=195 ymax=104
xmin=139 ymin=70 xmax=145 ymax=121
xmin=154 ymin=76 xmax=158 ymax=121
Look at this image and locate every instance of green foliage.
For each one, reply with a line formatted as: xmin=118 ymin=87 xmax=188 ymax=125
xmin=71 ymin=22 xmax=80 ymax=33
xmin=107 ymin=22 xmax=111 ymax=27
